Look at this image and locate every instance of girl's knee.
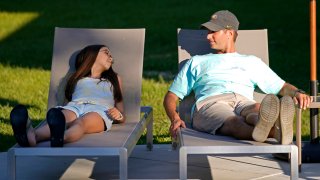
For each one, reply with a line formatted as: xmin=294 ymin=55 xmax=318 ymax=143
xmin=74 ymin=115 xmax=104 ymax=133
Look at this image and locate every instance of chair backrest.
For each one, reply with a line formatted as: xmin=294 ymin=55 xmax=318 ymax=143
xmin=177 ymin=29 xmax=269 ymax=127
xmin=48 ymin=28 xmax=145 ymax=122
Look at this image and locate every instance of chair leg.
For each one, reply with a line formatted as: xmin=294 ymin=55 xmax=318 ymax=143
xmin=7 ymin=148 xmax=16 ymax=180
xmin=295 ymin=107 xmax=302 ymax=172
xmin=290 ymin=145 xmax=299 ymax=180
xmin=179 ymin=147 xmax=187 ymax=180
xmin=147 ymin=108 xmax=153 ymax=151
xmin=119 ymin=148 xmax=128 ymax=180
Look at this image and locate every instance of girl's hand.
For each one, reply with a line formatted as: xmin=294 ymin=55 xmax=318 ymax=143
xmin=107 ymin=107 xmax=124 ymax=123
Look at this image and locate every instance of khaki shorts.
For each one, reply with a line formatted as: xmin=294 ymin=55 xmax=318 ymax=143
xmin=192 ymin=93 xmax=256 ymax=135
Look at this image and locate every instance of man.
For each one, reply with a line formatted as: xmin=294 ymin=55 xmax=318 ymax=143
xmin=163 ymin=10 xmax=312 ymax=144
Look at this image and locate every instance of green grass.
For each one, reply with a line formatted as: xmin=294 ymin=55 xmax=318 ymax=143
xmin=141 ymin=76 xmax=172 ymax=144
xmin=0 ymin=64 xmax=49 ymax=151
xmin=0 ymin=0 xmax=318 ymax=151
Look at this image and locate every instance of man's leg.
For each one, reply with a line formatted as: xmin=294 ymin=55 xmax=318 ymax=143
xmin=217 ymin=95 xmax=261 ymax=140
xmin=193 ymin=94 xmax=256 ymax=139
xmin=217 ymin=115 xmax=254 ymax=140
xmin=215 ymin=102 xmax=260 ymax=140
xmin=238 ymin=102 xmax=276 ymax=138
xmin=240 ymin=103 xmax=260 ymax=126
xmin=193 ymin=99 xmax=238 ymax=136
xmin=252 ymin=94 xmax=280 ymax=142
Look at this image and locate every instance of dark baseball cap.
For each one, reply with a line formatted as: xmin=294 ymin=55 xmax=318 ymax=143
xmin=201 ymin=10 xmax=239 ymax=31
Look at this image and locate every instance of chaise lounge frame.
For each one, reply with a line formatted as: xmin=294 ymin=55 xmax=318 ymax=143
xmin=7 ymin=28 xmax=153 ymax=180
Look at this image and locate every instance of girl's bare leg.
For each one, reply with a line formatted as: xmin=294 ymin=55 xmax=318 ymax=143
xmin=64 ymin=112 xmax=105 ymax=143
xmin=31 ymin=109 xmax=77 ymax=143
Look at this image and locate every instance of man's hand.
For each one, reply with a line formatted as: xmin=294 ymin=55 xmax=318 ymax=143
xmin=163 ymin=91 xmax=187 ymax=138
xmin=170 ymin=118 xmax=186 ymax=139
xmin=293 ymin=92 xmax=312 ymax=110
xmin=279 ymin=83 xmax=313 ymax=110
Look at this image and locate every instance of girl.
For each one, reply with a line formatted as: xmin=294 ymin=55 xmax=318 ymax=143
xmin=10 ymin=44 xmax=125 ymax=147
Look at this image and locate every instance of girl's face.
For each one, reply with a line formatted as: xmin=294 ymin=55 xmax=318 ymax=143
xmin=94 ymin=47 xmax=113 ymax=71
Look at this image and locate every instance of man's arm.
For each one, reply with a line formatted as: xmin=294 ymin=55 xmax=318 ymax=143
xmin=278 ymin=82 xmax=312 ymax=109
xmin=163 ymin=91 xmax=186 ymax=138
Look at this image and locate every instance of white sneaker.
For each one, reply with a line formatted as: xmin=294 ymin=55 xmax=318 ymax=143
xmin=278 ymin=96 xmax=295 ymax=145
xmin=252 ymin=94 xmax=280 ymax=142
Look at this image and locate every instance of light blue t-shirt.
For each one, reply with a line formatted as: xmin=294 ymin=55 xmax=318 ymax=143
xmin=169 ymin=52 xmax=285 ymax=103
xmin=71 ymin=77 xmax=115 ymax=108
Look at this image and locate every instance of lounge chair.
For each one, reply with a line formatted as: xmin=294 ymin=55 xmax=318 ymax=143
xmin=176 ymin=29 xmax=298 ymax=180
xmin=7 ymin=28 xmax=153 ymax=180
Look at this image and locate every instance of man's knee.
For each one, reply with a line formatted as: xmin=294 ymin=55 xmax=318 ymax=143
xmin=219 ymin=116 xmax=245 ymax=135
xmin=241 ymin=103 xmax=260 ymax=116
xmin=251 ymin=103 xmax=260 ymax=112
xmin=218 ymin=116 xmax=254 ymax=140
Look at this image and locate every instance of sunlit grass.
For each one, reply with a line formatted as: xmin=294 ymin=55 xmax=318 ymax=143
xmin=0 ymin=64 xmax=49 ymax=151
xmin=0 ymin=11 xmax=39 ymax=41
xmin=141 ymin=76 xmax=172 ymax=144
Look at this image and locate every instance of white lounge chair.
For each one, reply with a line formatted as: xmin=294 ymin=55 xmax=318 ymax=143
xmin=7 ymin=27 xmax=153 ymax=180
xmin=176 ymin=29 xmax=298 ymax=180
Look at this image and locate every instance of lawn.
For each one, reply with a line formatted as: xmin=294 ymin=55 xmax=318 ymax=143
xmin=0 ymin=0 xmax=317 ymax=151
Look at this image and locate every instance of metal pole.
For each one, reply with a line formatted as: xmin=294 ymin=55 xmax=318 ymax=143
xmin=310 ymin=0 xmax=319 ymax=144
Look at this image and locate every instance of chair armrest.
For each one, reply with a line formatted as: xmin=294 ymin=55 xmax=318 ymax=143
xmin=172 ymin=127 xmax=183 ymax=150
xmin=141 ymin=106 xmax=153 ymax=118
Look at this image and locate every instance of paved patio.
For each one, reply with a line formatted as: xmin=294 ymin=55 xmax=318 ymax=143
xmin=1 ymin=144 xmax=320 ymax=179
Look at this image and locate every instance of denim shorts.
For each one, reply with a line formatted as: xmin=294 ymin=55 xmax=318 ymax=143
xmin=192 ymin=93 xmax=256 ymax=135
xmin=59 ymin=102 xmax=112 ymax=131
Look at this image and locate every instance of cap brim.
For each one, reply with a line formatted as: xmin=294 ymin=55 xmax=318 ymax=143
xmin=201 ymin=21 xmax=224 ymax=31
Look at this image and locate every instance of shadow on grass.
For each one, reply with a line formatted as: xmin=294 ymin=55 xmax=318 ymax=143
xmin=0 ymin=97 xmax=43 ymax=126
xmin=0 ymin=97 xmax=40 ymax=110
xmin=0 ymin=115 xmax=44 ymax=152
xmin=0 ymin=98 xmax=19 ymax=108
xmin=0 ymin=97 xmax=46 ymax=152
xmin=300 ymin=135 xmax=312 ymax=142
xmin=0 ymin=133 xmax=15 ymax=152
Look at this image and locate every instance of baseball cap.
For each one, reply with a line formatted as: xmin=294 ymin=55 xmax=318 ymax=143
xmin=201 ymin=10 xmax=239 ymax=31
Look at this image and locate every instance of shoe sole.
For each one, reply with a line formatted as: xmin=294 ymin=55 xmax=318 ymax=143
xmin=47 ymin=108 xmax=66 ymax=147
xmin=252 ymin=94 xmax=280 ymax=142
xmin=10 ymin=105 xmax=30 ymax=147
xmin=279 ymin=96 xmax=295 ymax=145
xmin=274 ymin=118 xmax=281 ymax=143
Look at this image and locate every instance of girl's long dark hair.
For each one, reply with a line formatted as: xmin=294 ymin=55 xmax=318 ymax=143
xmin=65 ymin=45 xmax=123 ymax=103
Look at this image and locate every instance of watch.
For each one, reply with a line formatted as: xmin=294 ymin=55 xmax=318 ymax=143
xmin=294 ymin=89 xmax=306 ymax=97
